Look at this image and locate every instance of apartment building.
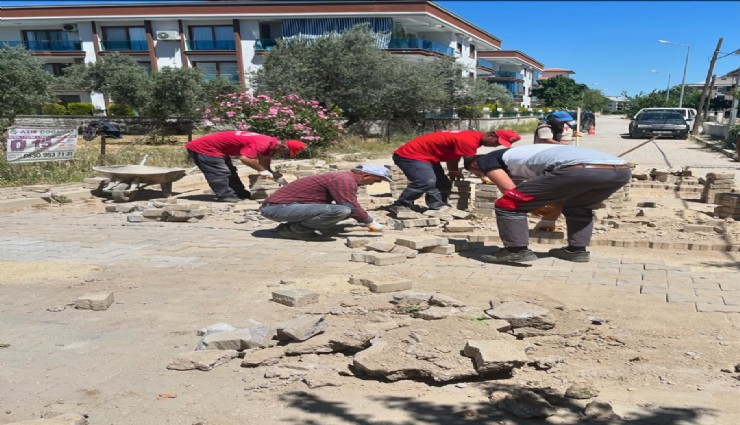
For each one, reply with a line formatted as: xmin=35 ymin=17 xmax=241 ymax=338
xmin=0 ymin=0 xmax=544 ymax=111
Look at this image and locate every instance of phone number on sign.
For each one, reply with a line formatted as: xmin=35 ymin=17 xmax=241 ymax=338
xmin=20 ymin=151 xmax=74 ymax=159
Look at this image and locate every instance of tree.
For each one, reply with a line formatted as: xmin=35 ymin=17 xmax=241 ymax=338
xmin=581 ymin=89 xmax=611 ymax=112
xmin=62 ymin=53 xmax=151 ymax=112
xmin=0 ymin=44 xmax=55 ymax=128
xmin=145 ymin=67 xmax=205 ymax=122
xmin=202 ymin=76 xmax=241 ymax=100
xmin=531 ymin=75 xmax=588 ymax=108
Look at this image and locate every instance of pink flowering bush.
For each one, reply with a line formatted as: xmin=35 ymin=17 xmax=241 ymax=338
xmin=201 ymin=93 xmax=345 ymax=155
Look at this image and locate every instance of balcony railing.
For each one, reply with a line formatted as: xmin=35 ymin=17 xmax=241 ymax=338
xmin=1 ymin=40 xmax=82 ymax=51
xmin=203 ymin=73 xmax=239 ymax=82
xmin=494 ymin=71 xmax=524 ymax=80
xmin=255 ymin=38 xmax=277 ymax=51
xmin=101 ymin=40 xmax=148 ymax=51
xmin=387 ymin=38 xmax=454 ymax=57
xmin=186 ymin=39 xmax=235 ymax=51
xmin=476 ymin=58 xmax=494 ymax=70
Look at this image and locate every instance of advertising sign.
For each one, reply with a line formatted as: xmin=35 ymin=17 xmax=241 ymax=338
xmin=5 ymin=126 xmax=78 ymax=163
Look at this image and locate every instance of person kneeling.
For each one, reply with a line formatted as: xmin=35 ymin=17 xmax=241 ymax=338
xmin=260 ymin=164 xmax=391 ymax=241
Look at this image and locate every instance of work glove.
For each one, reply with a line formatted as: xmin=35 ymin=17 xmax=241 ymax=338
xmin=258 ymin=169 xmax=275 ymax=178
xmin=534 ymin=219 xmax=558 ymax=232
xmin=367 ymin=220 xmax=385 ymax=232
xmin=448 ymin=170 xmax=465 ymax=181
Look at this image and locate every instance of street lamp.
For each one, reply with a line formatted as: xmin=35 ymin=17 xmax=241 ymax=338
xmin=650 ymin=69 xmax=671 ymax=104
xmin=658 ymin=39 xmax=691 ymax=107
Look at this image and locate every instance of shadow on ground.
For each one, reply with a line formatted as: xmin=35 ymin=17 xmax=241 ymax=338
xmin=277 ymin=386 xmax=714 ymax=425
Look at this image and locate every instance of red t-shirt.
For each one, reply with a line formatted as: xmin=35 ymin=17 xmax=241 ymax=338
xmin=394 ymin=130 xmax=484 ymax=162
xmin=185 ymin=131 xmax=278 ymax=158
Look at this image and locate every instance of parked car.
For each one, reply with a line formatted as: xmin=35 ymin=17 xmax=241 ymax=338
xmin=634 ymin=107 xmax=697 ymax=129
xmin=628 ymin=110 xmax=689 ymax=139
xmin=565 ymin=111 xmax=596 ymax=132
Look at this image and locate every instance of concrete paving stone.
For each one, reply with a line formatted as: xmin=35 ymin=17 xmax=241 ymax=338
xmin=695 ymin=303 xmax=740 ymax=313
xmin=719 ymin=281 xmax=740 ymax=291
xmin=639 ymin=286 xmax=673 ymax=295
xmin=667 ymin=293 xmax=723 ymax=304
xmin=722 ymin=294 xmax=740 ymax=305
xmin=544 ymin=270 xmax=575 ymax=278
xmin=517 ymin=275 xmax=568 ymax=285
xmin=616 ymin=263 xmax=646 ymax=271
xmin=616 ymin=272 xmax=644 ymax=281
xmin=669 ymin=281 xmax=721 ymax=291
xmin=640 ymin=269 xmax=668 ymax=279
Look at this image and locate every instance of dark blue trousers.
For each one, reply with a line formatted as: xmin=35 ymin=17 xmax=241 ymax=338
xmin=187 ymin=149 xmax=250 ymax=199
xmin=391 ymin=153 xmax=451 ymax=210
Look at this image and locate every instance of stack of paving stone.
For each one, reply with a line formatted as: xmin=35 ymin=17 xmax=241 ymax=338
xmin=450 ymin=180 xmax=471 ymax=210
xmin=471 ymin=183 xmax=499 ymax=217
xmin=349 ymin=234 xmax=453 ymax=266
xmin=105 ymin=200 xmax=211 ymax=223
xmin=248 ymin=175 xmax=281 ymax=200
xmin=714 ymin=193 xmax=740 ymax=220
xmin=700 ymin=172 xmax=736 ymax=203
xmin=387 ymin=165 xmax=409 ymax=199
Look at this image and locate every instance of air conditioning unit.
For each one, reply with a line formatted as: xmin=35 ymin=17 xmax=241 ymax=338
xmin=156 ymin=31 xmax=181 ymax=41
xmin=62 ymin=24 xmax=78 ymax=31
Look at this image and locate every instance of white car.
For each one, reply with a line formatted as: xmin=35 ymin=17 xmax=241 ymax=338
xmin=634 ymin=108 xmax=696 ymax=128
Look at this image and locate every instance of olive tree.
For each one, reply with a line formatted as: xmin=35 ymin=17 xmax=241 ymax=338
xmin=62 ymin=53 xmax=151 ymax=113
xmin=0 ymin=44 xmax=55 ymax=130
xmin=145 ymin=67 xmax=205 ymax=121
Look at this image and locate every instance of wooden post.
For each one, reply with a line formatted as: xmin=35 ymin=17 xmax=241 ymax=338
xmin=99 ymin=135 xmax=107 ymax=165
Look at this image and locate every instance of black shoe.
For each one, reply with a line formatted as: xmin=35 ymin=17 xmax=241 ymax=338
xmin=549 ymin=247 xmax=590 ymax=263
xmin=387 ymin=205 xmax=412 ymax=215
xmin=276 ymin=225 xmax=334 ymax=241
xmin=237 ymin=191 xmax=251 ymax=200
xmin=216 ymin=196 xmax=240 ymax=203
xmin=481 ymin=248 xmax=537 ymax=264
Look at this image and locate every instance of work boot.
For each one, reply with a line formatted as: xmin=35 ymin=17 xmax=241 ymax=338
xmin=276 ymin=224 xmax=333 ymax=242
xmin=481 ymin=248 xmax=537 ymax=264
xmin=387 ymin=205 xmax=412 ymax=215
xmin=216 ymin=196 xmax=240 ymax=203
xmin=548 ymin=247 xmax=591 ymax=263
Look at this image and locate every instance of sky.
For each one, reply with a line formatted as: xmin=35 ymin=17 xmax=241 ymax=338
xmin=2 ymin=0 xmax=739 ymax=98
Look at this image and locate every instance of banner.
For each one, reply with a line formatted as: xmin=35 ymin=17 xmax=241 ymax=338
xmin=5 ymin=126 xmax=78 ymax=163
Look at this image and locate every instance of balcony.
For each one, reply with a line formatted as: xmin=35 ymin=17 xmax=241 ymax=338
xmin=255 ymin=38 xmax=277 ymax=51
xmin=1 ymin=40 xmax=82 ymax=51
xmin=101 ymin=40 xmax=148 ymax=51
xmin=476 ymin=58 xmax=494 ymax=70
xmin=387 ymin=38 xmax=454 ymax=57
xmin=186 ymin=39 xmax=235 ymax=51
xmin=493 ymin=71 xmax=524 ymax=80
xmin=203 ymin=73 xmax=239 ymax=82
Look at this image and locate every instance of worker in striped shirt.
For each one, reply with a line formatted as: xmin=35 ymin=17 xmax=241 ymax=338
xmin=260 ymin=164 xmax=391 ymax=241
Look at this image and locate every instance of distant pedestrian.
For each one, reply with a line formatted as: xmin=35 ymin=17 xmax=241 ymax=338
xmin=185 ymin=131 xmax=306 ymax=203
xmin=464 ymin=144 xmax=631 ymax=264
xmin=534 ymin=111 xmax=575 ymax=145
xmin=388 ymin=129 xmax=521 ymax=214
xmin=260 ymin=164 xmax=391 ymax=241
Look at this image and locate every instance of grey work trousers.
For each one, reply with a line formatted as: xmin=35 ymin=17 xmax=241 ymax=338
xmin=495 ymin=166 xmax=631 ymax=248
xmin=260 ymin=203 xmax=352 ymax=233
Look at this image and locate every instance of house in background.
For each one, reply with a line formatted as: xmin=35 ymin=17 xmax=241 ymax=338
xmin=0 ymin=0 xmax=545 ymax=113
xmin=607 ymin=96 xmax=627 ymax=113
xmin=541 ymin=68 xmax=575 ymax=80
xmin=477 ymin=50 xmax=543 ymax=108
xmin=686 ymin=68 xmax=739 ymax=122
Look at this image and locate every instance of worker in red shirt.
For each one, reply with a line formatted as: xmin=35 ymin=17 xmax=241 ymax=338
xmin=185 ymin=131 xmax=306 ymax=203
xmin=388 ymin=129 xmax=521 ymax=214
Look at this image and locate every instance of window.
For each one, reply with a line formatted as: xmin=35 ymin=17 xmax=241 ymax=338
xmin=58 ymin=95 xmax=81 ymax=106
xmin=469 ymin=44 xmax=476 ymax=57
xmin=456 ymin=42 xmax=462 ymax=53
xmin=189 ymin=25 xmax=234 ymax=50
xmin=101 ymin=26 xmax=147 ymax=50
xmin=43 ymin=63 xmax=72 ymax=77
xmin=259 ymin=23 xmax=271 ymax=39
xmin=193 ymin=61 xmax=239 ymax=81
xmin=23 ymin=30 xmax=74 ymax=50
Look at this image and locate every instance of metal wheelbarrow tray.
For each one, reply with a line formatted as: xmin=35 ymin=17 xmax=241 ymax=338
xmin=92 ymin=164 xmax=189 ymax=202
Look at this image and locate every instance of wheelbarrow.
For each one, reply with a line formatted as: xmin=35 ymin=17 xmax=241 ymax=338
xmin=93 ymin=155 xmax=195 ymax=202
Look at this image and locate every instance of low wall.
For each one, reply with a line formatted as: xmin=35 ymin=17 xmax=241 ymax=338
xmin=702 ymin=122 xmax=729 ymax=139
xmin=349 ymin=116 xmax=539 ymax=137
xmin=12 ymin=116 xmax=194 ymax=135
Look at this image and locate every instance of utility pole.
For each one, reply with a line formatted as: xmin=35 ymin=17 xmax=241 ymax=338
xmin=693 ymin=37 xmax=723 ymax=135
xmin=703 ymin=75 xmax=715 ymax=122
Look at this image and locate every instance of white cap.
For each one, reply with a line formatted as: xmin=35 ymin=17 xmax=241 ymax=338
xmin=353 ymin=164 xmax=393 ymax=182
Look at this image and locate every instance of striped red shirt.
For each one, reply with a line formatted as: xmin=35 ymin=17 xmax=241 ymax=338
xmin=263 ymin=171 xmax=371 ymax=223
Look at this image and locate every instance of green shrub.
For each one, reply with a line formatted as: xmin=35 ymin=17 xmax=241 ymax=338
xmin=41 ymin=103 xmax=66 ymax=115
xmin=729 ymin=124 xmax=740 ymax=137
xmin=457 ymin=105 xmax=483 ymax=119
xmin=109 ymin=104 xmax=135 ymax=116
xmin=65 ymin=102 xmax=94 ymax=116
